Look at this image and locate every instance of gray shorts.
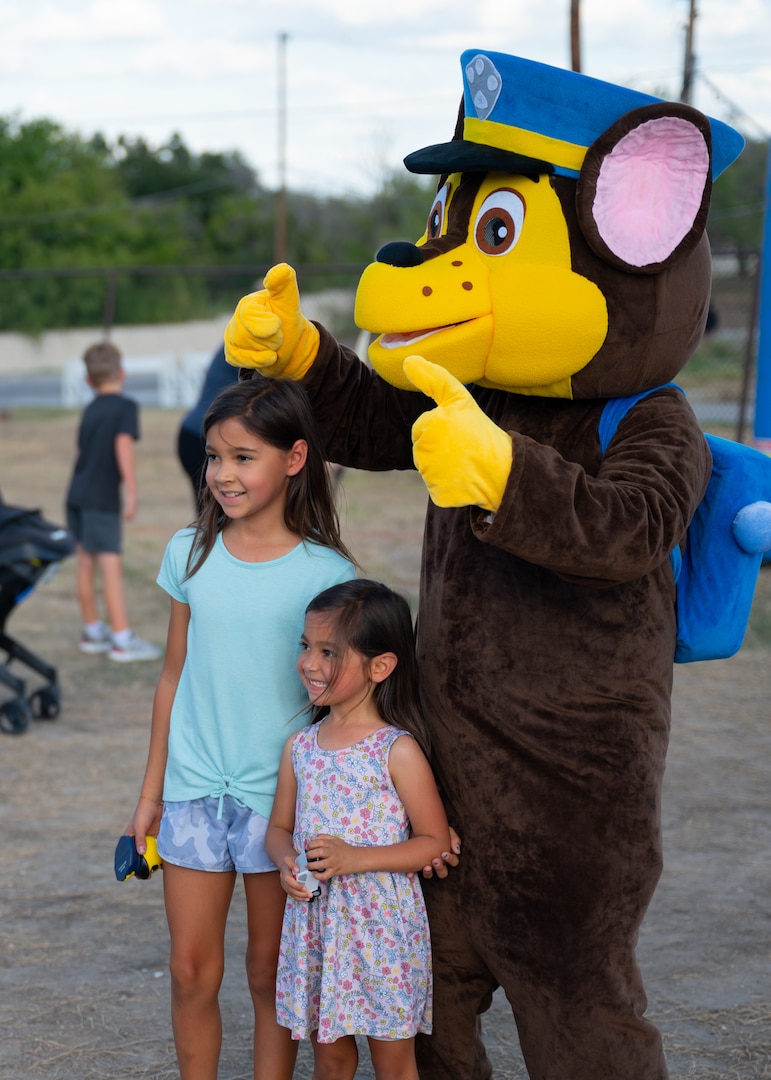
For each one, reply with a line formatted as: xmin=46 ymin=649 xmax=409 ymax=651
xmin=157 ymin=796 xmax=277 ymax=874
xmin=66 ymin=505 xmax=122 ymax=554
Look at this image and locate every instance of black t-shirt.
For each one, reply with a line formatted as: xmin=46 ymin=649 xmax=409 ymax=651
xmin=66 ymin=393 xmax=140 ymax=513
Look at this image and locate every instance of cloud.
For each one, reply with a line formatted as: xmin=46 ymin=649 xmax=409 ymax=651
xmin=279 ymin=0 xmax=447 ymax=28
xmin=128 ymin=37 xmax=262 ymax=79
xmin=9 ymin=0 xmax=167 ymax=42
xmin=0 ymin=0 xmax=768 ymax=197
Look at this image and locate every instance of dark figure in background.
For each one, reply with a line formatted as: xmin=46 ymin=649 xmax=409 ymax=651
xmin=177 ymin=346 xmax=238 ymax=510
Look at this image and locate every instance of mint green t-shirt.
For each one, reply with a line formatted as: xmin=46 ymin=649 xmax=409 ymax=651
xmin=157 ymin=528 xmax=356 ymax=818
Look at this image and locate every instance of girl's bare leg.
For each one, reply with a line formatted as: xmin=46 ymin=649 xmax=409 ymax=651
xmin=164 ymin=863 xmax=235 ymax=1080
xmin=243 ymin=870 xmax=298 ymax=1080
xmin=368 ymin=1036 xmax=420 ymax=1080
xmin=310 ymin=1031 xmax=359 ymax=1079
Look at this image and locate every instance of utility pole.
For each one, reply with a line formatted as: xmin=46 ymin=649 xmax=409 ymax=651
xmin=681 ymin=0 xmax=697 ymax=104
xmin=274 ymin=31 xmax=288 ymax=264
xmin=570 ymin=0 xmax=582 ymax=73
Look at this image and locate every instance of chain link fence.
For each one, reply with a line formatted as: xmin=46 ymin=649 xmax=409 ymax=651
xmin=677 ymin=248 xmax=761 ymax=443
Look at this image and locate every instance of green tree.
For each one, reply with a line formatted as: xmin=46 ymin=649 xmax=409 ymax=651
xmin=0 ymin=117 xmax=127 ymax=329
xmin=0 ymin=118 xmax=265 ymax=330
xmin=708 ymin=136 xmax=767 ymax=259
xmin=6 ymin=109 xmax=764 ymax=337
xmin=115 ymin=134 xmax=258 ymax=225
xmin=285 ymin=171 xmax=433 ymax=280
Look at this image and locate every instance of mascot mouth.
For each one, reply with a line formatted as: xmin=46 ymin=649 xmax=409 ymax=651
xmin=379 ymin=323 xmax=463 ymax=349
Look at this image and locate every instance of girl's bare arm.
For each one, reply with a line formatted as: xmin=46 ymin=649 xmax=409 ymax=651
xmin=126 ymin=598 xmax=189 ymax=852
xmin=266 ymin=737 xmax=313 ymax=899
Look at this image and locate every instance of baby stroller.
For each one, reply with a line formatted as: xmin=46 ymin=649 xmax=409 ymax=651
xmin=0 ymin=495 xmax=75 ymax=734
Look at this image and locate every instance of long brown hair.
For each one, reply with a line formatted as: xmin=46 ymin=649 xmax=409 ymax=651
xmin=184 ymin=375 xmax=354 ymax=578
xmin=304 ymin=579 xmax=431 ymax=757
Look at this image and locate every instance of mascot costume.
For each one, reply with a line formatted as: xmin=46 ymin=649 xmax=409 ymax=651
xmin=225 ymin=52 xmax=771 ymax=1080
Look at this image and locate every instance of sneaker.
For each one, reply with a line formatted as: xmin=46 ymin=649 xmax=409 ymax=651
xmin=79 ymin=626 xmax=112 ymax=654
xmin=108 ymin=633 xmax=163 ymax=663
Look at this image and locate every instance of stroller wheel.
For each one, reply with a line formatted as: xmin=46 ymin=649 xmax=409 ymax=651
xmin=0 ymin=698 xmax=32 ymax=735
xmin=30 ymin=687 xmax=61 ymax=721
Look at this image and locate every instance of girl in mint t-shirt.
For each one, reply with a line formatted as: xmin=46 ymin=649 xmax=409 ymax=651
xmin=125 ymin=374 xmax=356 ymax=1080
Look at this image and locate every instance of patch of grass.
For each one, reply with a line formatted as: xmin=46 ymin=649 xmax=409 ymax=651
xmin=747 ymin=564 xmax=771 ymax=646
xmin=4 ymin=407 xmax=78 ymax=421
xmin=682 ymin=339 xmax=745 ymax=385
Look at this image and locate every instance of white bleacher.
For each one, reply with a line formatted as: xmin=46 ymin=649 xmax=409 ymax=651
xmin=177 ymin=350 xmax=214 ymax=408
xmin=62 ymin=352 xmax=195 ymax=409
xmin=62 ymin=333 xmax=366 ymax=408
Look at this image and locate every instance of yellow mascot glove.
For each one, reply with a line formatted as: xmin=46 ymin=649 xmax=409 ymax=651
xmin=404 ymin=356 xmax=513 ymax=513
xmin=224 ymin=263 xmax=320 ymax=379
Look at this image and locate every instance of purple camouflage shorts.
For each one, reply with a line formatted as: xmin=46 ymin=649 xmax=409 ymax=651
xmin=157 ymin=795 xmax=276 ymax=873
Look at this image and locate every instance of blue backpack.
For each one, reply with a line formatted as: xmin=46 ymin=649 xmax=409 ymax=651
xmin=598 ymin=383 xmax=771 ymax=663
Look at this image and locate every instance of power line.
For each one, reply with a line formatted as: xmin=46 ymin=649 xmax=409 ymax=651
xmin=697 ymin=71 xmax=770 ymax=140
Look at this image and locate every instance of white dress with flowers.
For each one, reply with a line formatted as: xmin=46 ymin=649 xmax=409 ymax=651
xmin=276 ymin=723 xmax=433 ymax=1043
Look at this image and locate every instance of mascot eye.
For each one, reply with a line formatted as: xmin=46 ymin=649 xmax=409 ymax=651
xmin=426 ymin=184 xmax=450 ymax=240
xmin=474 ymin=189 xmax=525 ymax=256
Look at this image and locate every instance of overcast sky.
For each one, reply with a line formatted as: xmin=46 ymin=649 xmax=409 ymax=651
xmin=1 ymin=0 xmax=769 ymax=198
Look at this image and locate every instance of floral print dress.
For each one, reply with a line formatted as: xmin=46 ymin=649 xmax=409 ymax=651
xmin=276 ymin=722 xmax=433 ymax=1043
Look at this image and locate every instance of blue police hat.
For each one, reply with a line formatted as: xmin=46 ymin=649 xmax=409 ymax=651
xmin=405 ymin=50 xmax=744 ymax=180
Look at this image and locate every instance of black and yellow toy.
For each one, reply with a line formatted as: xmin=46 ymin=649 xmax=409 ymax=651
xmin=114 ymin=833 xmax=162 ymax=881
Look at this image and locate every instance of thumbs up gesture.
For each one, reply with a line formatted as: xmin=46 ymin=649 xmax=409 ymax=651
xmin=404 ymin=356 xmax=513 ymax=512
xmin=224 ymin=263 xmax=320 ymax=379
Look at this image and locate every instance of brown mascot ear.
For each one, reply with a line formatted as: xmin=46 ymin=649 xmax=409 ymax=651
xmin=576 ymin=102 xmax=712 ymax=274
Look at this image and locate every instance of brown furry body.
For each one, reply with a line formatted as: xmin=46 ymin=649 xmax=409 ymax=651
xmin=302 ymin=327 xmax=710 ymax=1079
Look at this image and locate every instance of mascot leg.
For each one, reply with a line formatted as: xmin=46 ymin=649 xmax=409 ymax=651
xmin=509 ymin=951 xmax=668 ymax=1080
xmin=492 ymin=825 xmax=669 ymax=1080
xmin=416 ymin=876 xmax=496 ymax=1079
xmin=419 ymin=772 xmax=668 ymax=1078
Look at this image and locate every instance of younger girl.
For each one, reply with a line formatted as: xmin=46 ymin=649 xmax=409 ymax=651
xmin=266 ymin=579 xmax=451 ymax=1080
xmin=126 ymin=375 xmax=356 ymax=1080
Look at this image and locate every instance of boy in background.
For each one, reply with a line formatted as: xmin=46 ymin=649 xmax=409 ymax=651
xmin=65 ymin=341 xmax=162 ymax=663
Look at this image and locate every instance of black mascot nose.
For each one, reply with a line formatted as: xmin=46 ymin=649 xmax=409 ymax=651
xmin=376 ymin=241 xmax=424 ymax=268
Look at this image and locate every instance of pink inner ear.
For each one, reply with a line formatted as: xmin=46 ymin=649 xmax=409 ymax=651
xmin=593 ymin=116 xmax=709 ymax=268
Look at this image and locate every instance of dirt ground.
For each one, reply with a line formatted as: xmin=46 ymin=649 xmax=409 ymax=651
xmin=0 ymin=408 xmax=769 ymax=1080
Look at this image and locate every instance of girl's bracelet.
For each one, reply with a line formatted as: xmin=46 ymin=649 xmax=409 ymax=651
xmin=139 ymin=793 xmax=163 ymax=805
